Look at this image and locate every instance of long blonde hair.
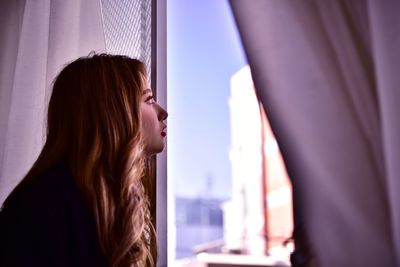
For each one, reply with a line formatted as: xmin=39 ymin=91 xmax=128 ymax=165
xmin=7 ymin=54 xmax=157 ymax=266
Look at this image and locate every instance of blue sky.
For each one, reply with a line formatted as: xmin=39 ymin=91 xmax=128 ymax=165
xmin=167 ymin=0 xmax=247 ymax=199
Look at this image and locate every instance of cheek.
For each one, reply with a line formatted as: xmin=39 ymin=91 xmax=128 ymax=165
xmin=140 ymin=106 xmax=165 ymax=155
xmin=140 ymin=107 xmax=155 ymax=135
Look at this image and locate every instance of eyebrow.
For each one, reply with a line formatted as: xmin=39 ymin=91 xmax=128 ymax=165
xmin=142 ymin=88 xmax=152 ymax=95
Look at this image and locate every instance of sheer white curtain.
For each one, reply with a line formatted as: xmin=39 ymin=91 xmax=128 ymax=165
xmin=0 ymin=0 xmax=105 ymax=204
xmin=230 ymin=1 xmax=400 ymax=266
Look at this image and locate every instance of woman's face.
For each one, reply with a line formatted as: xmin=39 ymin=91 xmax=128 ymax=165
xmin=140 ymin=87 xmax=168 ymax=156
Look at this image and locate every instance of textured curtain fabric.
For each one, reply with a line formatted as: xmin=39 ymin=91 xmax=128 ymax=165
xmin=230 ymin=1 xmax=400 ymax=266
xmin=0 ymin=0 xmax=105 ymax=204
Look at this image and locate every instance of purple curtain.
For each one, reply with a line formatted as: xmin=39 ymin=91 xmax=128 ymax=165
xmin=230 ymin=1 xmax=400 ymax=266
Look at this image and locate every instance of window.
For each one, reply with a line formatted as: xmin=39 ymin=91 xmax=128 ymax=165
xmin=101 ymin=1 xmax=168 ymax=266
xmin=167 ymin=1 xmax=293 ymax=266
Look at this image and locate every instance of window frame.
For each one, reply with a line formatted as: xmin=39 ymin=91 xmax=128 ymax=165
xmin=151 ymin=0 xmax=167 ymax=266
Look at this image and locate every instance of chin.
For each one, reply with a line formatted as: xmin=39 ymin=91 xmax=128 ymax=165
xmin=144 ymin=144 xmax=165 ymax=157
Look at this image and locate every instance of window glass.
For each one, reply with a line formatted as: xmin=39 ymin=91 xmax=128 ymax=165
xmin=100 ymin=0 xmax=152 ymax=76
xmin=168 ymin=0 xmax=293 ymax=265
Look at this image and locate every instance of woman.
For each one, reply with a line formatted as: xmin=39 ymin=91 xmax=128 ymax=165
xmin=0 ymin=54 xmax=168 ymax=267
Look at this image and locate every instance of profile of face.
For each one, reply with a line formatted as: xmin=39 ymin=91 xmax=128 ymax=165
xmin=140 ymin=87 xmax=168 ymax=156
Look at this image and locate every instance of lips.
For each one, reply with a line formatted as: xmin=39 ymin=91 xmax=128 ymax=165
xmin=161 ymin=127 xmax=167 ymax=137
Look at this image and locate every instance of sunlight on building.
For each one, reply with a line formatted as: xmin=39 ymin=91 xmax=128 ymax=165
xmin=224 ymin=65 xmax=293 ymax=264
xmin=176 ymin=65 xmax=293 ymax=267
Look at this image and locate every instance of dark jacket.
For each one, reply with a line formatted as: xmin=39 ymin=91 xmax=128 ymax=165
xmin=0 ymin=163 xmax=108 ymax=267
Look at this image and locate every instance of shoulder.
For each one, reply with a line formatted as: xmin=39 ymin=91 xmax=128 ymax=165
xmin=0 ymin=162 xmax=90 ymax=236
xmin=1 ymin=163 xmax=76 ymax=216
xmin=0 ymin=163 xmax=92 ymax=266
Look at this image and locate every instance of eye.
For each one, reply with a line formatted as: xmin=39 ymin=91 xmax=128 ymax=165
xmin=145 ymin=95 xmax=155 ymax=104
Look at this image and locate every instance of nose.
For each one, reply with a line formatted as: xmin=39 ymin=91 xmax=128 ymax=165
xmin=157 ymin=104 xmax=168 ymax=121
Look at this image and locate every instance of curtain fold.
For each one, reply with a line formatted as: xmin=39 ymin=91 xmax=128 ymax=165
xmin=369 ymin=1 xmax=400 ymax=263
xmin=0 ymin=0 xmax=105 ymax=204
xmin=0 ymin=0 xmax=29 ymax=197
xmin=230 ymin=0 xmax=400 ymax=266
